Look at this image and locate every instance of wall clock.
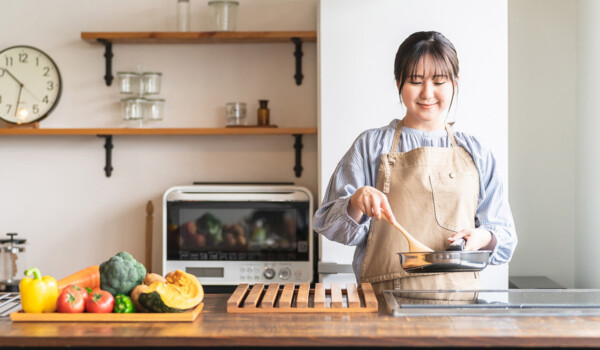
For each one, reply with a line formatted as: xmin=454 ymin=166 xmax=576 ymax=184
xmin=0 ymin=45 xmax=62 ymax=125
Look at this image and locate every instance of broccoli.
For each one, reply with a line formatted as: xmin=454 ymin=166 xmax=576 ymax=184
xmin=196 ymin=213 xmax=222 ymax=243
xmin=99 ymin=251 xmax=146 ymax=296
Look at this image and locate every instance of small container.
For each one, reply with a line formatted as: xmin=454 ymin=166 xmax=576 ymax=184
xmin=226 ymin=102 xmax=247 ymax=125
xmin=208 ymin=1 xmax=239 ymax=31
xmin=116 ymin=72 xmax=140 ymax=94
xmin=143 ymin=98 xmax=165 ymax=121
xmin=142 ymin=72 xmax=162 ymax=95
xmin=121 ymin=97 xmax=145 ymax=120
xmin=257 ymin=99 xmax=270 ymax=126
xmin=176 ymin=0 xmax=191 ymax=32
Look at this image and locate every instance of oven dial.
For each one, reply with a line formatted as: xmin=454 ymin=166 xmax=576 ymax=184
xmin=263 ymin=267 xmax=275 ymax=280
xmin=279 ymin=267 xmax=291 ymax=280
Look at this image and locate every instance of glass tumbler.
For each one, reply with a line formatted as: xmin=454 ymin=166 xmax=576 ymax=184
xmin=142 ymin=72 xmax=162 ymax=95
xmin=208 ymin=1 xmax=239 ymax=31
xmin=226 ymin=102 xmax=247 ymax=125
xmin=143 ymin=98 xmax=165 ymax=121
xmin=116 ymin=72 xmax=140 ymax=94
xmin=121 ymin=97 xmax=145 ymax=121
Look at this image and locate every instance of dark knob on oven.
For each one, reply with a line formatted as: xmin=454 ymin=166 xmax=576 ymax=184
xmin=263 ymin=267 xmax=275 ymax=280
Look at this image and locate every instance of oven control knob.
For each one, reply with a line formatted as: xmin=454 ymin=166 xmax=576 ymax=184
xmin=263 ymin=267 xmax=275 ymax=280
xmin=279 ymin=267 xmax=291 ymax=280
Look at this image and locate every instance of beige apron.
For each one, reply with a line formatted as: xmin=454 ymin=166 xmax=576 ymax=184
xmin=359 ymin=120 xmax=481 ymax=300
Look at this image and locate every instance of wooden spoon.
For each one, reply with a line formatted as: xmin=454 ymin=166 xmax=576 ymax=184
xmin=381 ymin=215 xmax=434 ymax=252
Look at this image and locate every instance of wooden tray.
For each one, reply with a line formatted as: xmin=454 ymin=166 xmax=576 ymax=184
xmin=10 ymin=302 xmax=203 ymax=322
xmin=227 ymin=283 xmax=377 ymax=313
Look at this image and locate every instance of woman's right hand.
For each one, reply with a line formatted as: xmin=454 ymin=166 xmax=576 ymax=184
xmin=348 ymin=186 xmax=396 ymax=224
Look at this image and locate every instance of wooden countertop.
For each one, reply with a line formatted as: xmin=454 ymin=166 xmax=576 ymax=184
xmin=2 ymin=293 xmax=600 ymax=348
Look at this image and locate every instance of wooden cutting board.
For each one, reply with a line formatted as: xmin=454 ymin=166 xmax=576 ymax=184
xmin=10 ymin=302 xmax=203 ymax=322
xmin=227 ymin=283 xmax=377 ymax=313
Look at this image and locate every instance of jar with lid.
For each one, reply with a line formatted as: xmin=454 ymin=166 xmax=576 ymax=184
xmin=208 ymin=1 xmax=239 ymax=31
xmin=257 ymin=99 xmax=270 ymax=126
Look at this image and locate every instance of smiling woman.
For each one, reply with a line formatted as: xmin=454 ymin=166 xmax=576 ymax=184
xmin=313 ymin=31 xmax=517 ymax=297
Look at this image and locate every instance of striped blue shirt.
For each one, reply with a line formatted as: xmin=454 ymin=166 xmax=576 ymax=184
xmin=314 ymin=119 xmax=518 ymax=281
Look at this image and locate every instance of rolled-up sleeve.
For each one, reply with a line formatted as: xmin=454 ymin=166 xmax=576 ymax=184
xmin=313 ymin=162 xmax=372 ymax=247
xmin=466 ymin=136 xmax=518 ymax=265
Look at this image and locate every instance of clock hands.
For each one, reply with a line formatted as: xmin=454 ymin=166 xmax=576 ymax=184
xmin=1 ymin=68 xmax=41 ymax=122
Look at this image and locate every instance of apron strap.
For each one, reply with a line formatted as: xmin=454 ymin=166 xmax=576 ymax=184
xmin=390 ymin=119 xmax=404 ymax=153
xmin=445 ymin=123 xmax=458 ymax=147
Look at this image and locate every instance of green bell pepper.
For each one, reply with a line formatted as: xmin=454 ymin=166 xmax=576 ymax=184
xmin=113 ymin=294 xmax=135 ymax=313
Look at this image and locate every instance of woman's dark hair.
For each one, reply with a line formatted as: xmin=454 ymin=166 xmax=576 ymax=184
xmin=394 ymin=31 xmax=459 ymax=109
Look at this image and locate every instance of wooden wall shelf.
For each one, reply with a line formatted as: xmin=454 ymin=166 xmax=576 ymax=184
xmin=80 ymin=31 xmax=317 ymax=44
xmin=0 ymin=127 xmax=317 ymax=136
xmin=81 ymin=31 xmax=317 ymax=86
xmin=0 ymin=127 xmax=316 ymax=178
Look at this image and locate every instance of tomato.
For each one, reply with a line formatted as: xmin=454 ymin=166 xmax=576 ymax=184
xmin=64 ymin=284 xmax=89 ymax=303
xmin=56 ymin=288 xmax=85 ymax=313
xmin=85 ymin=289 xmax=115 ymax=313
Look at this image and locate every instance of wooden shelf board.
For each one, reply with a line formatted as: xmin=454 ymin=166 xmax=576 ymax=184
xmin=81 ymin=31 xmax=317 ymax=44
xmin=0 ymin=127 xmax=317 ymax=136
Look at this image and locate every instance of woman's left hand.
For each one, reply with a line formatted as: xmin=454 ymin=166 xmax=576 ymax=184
xmin=448 ymin=228 xmax=496 ymax=251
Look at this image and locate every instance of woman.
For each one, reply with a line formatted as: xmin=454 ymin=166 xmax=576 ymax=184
xmin=313 ymin=31 xmax=517 ymax=296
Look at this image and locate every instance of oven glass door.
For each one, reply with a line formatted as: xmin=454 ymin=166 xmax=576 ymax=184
xmin=167 ymin=201 xmax=310 ymax=262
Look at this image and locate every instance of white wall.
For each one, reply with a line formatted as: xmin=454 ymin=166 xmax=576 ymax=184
xmin=0 ymin=0 xmax=318 ymax=279
xmin=318 ymin=0 xmax=509 ymax=288
xmin=508 ymin=0 xmax=577 ymax=288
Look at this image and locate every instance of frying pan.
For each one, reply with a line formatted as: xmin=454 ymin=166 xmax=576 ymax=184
xmin=382 ymin=216 xmax=491 ymax=273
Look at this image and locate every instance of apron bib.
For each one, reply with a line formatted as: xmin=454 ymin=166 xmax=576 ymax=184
xmin=359 ymin=120 xmax=481 ymax=300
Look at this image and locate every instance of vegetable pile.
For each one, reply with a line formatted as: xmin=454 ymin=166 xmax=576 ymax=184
xmin=19 ymin=251 xmax=204 ymax=314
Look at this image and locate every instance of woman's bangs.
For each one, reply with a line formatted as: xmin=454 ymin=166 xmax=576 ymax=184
xmin=406 ymin=45 xmax=455 ymax=82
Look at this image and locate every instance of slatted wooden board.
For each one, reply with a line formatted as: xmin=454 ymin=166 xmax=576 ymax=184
xmin=227 ymin=283 xmax=377 ymax=313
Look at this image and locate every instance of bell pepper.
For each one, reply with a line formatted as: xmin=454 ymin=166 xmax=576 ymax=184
xmin=19 ymin=267 xmax=58 ymax=313
xmin=113 ymin=294 xmax=135 ymax=313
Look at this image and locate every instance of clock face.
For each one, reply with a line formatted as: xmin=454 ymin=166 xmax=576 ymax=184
xmin=0 ymin=46 xmax=62 ymax=124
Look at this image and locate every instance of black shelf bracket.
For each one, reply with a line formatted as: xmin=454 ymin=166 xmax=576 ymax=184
xmin=97 ymin=135 xmax=114 ymax=177
xmin=293 ymin=134 xmax=303 ymax=178
xmin=291 ymin=37 xmax=304 ymax=85
xmin=97 ymin=39 xmax=114 ymax=86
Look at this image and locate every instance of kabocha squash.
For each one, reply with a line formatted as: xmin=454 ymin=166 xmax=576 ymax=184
xmin=138 ymin=270 xmax=204 ymax=313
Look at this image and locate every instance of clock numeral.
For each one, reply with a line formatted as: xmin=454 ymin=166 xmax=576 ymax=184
xmin=42 ymin=95 xmax=49 ymax=104
xmin=46 ymin=81 xmax=54 ymax=91
xmin=0 ymin=69 xmax=4 ymax=77
xmin=0 ymin=95 xmax=3 ymax=104
xmin=4 ymin=56 xmax=13 ymax=67
xmin=43 ymin=66 xmax=50 ymax=77
xmin=5 ymin=104 xmax=11 ymax=114
xmin=35 ymin=57 xmax=40 ymax=67
xmin=32 ymin=104 xmax=39 ymax=114
xmin=18 ymin=53 xmax=28 ymax=64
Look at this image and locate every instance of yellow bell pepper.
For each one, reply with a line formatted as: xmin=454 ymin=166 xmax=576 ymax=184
xmin=19 ymin=267 xmax=58 ymax=313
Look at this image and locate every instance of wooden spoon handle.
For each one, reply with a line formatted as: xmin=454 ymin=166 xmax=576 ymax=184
xmin=381 ymin=215 xmax=434 ymax=252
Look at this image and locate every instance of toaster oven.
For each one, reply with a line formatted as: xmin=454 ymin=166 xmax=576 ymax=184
xmin=163 ymin=184 xmax=314 ymax=286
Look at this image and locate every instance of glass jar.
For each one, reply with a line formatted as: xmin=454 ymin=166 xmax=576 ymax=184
xmin=176 ymin=0 xmax=191 ymax=32
xmin=143 ymin=98 xmax=165 ymax=121
xmin=121 ymin=97 xmax=145 ymax=121
xmin=142 ymin=72 xmax=162 ymax=95
xmin=208 ymin=1 xmax=239 ymax=31
xmin=226 ymin=102 xmax=246 ymax=125
xmin=116 ymin=72 xmax=140 ymax=94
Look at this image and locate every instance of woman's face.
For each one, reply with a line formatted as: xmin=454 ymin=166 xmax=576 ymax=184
xmin=399 ymin=56 xmax=456 ymax=131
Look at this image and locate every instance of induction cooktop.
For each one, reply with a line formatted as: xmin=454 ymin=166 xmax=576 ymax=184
xmin=383 ymin=289 xmax=600 ymax=316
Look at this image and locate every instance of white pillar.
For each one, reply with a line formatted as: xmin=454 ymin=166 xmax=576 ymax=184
xmin=575 ymin=0 xmax=600 ymax=288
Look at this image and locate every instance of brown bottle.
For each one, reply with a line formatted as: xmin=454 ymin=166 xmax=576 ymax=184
xmin=257 ymin=99 xmax=270 ymax=126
